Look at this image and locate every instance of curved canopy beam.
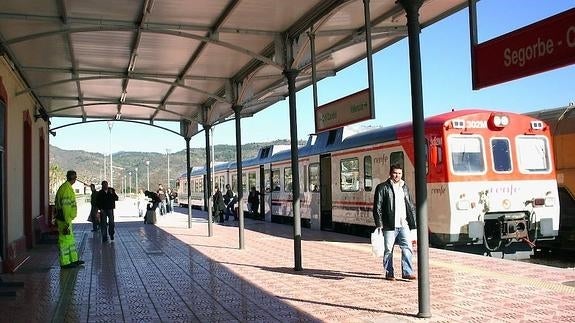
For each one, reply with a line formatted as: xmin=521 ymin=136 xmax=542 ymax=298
xmin=16 ymin=75 xmax=229 ymax=103
xmin=50 ymin=119 xmax=182 ymax=137
xmin=5 ymin=26 xmax=283 ymax=71
xmin=49 ymin=102 xmax=195 ymax=122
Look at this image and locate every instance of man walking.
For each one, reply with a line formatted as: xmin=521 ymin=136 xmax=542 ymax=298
xmin=55 ymin=170 xmax=85 ymax=269
xmin=96 ymin=180 xmax=119 ymax=243
xmin=373 ymin=164 xmax=417 ymax=281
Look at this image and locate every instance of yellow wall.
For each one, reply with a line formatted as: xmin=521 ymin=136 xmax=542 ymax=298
xmin=0 ymin=56 xmax=49 ymax=244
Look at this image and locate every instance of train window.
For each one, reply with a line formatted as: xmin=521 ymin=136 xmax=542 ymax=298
xmin=491 ymin=138 xmax=512 ymax=173
xmin=284 ymin=167 xmax=293 ymax=192
xmin=272 ymin=168 xmax=281 ymax=191
xmin=364 ymin=156 xmax=373 ymax=191
xmin=303 ymin=165 xmax=308 ymax=192
xmin=516 ymin=136 xmax=551 ymax=173
xmin=340 ymin=158 xmax=360 ymax=192
xmin=308 ymin=163 xmax=320 ymax=192
xmin=327 ymin=130 xmax=337 ymax=146
xmin=264 ymin=169 xmax=271 ymax=192
xmin=248 ymin=172 xmax=256 ymax=190
xmin=232 ymin=175 xmax=237 ymax=192
xmin=390 ymin=152 xmax=405 ymax=179
xmin=449 ymin=136 xmax=485 ymax=174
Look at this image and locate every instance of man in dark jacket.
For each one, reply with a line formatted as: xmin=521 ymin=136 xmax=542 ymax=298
xmin=373 ymin=164 xmax=417 ymax=281
xmin=96 ymin=180 xmax=119 ymax=243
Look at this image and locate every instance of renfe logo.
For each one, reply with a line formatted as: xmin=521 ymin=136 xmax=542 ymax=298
xmin=473 ymin=8 xmax=575 ymax=89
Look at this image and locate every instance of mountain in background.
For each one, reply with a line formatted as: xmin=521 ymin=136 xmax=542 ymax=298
xmin=49 ymin=139 xmax=302 ymax=191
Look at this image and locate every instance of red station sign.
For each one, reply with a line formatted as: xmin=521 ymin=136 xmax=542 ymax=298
xmin=473 ymin=8 xmax=575 ymax=89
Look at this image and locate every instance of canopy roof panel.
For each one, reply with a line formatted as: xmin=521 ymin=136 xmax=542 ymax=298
xmin=0 ymin=0 xmax=467 ymax=132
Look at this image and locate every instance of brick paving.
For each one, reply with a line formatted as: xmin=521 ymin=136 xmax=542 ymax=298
xmin=0 ymin=199 xmax=574 ymax=322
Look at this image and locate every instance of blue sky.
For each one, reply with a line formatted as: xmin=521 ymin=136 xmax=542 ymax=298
xmin=51 ymin=0 xmax=575 ymax=154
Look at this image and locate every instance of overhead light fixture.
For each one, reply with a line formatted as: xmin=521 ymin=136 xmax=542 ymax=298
xmin=115 ymin=113 xmax=122 ymax=120
xmin=128 ymin=54 xmax=137 ymax=72
xmin=120 ymin=91 xmax=127 ymax=103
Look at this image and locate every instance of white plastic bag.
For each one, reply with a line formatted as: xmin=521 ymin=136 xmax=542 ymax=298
xmin=371 ymin=228 xmax=385 ymax=257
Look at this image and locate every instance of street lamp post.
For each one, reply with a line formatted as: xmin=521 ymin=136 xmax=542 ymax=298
xmin=107 ymin=121 xmax=114 ymax=187
xmin=129 ymin=171 xmax=132 ymax=195
xmin=146 ymin=160 xmax=150 ymax=190
xmin=166 ymin=149 xmax=171 ymax=188
xmin=135 ymin=167 xmax=138 ymax=192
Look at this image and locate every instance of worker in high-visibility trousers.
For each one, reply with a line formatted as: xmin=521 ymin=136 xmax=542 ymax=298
xmin=54 ymin=170 xmax=85 ymax=269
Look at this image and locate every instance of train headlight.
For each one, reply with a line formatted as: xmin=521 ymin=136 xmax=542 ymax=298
xmin=456 ymin=199 xmax=470 ymax=210
xmin=502 ymin=199 xmax=511 ymax=209
xmin=544 ymin=196 xmax=555 ymax=207
xmin=490 ymin=114 xmax=509 ymax=129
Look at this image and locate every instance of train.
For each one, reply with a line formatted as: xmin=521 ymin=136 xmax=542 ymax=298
xmin=526 ymin=104 xmax=575 ymax=252
xmin=176 ymin=109 xmax=560 ymax=253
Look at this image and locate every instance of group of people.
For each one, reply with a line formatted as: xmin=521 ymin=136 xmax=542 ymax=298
xmin=55 ymin=164 xmax=417 ymax=282
xmin=212 ymin=184 xmax=237 ymax=223
xmin=55 ymin=170 xmax=118 ymax=269
xmin=212 ymin=184 xmax=262 ymax=223
xmin=87 ymin=180 xmax=119 ymax=243
xmin=135 ymin=184 xmax=178 ymax=224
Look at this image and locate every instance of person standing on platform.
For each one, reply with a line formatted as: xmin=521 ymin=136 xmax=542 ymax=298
xmin=96 ymin=180 xmax=119 ymax=243
xmin=247 ymin=186 xmax=261 ymax=217
xmin=54 ymin=170 xmax=85 ymax=269
xmin=224 ymin=184 xmax=237 ymax=221
xmin=88 ymin=184 xmax=100 ymax=232
xmin=372 ymin=164 xmax=417 ymax=281
xmin=157 ymin=184 xmax=167 ymax=216
xmin=212 ymin=185 xmax=225 ymax=224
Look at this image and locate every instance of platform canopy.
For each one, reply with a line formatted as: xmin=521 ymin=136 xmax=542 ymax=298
xmin=0 ymin=0 xmax=467 ymax=132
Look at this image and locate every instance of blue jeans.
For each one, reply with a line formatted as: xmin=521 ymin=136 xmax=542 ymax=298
xmin=383 ymin=227 xmax=414 ymax=278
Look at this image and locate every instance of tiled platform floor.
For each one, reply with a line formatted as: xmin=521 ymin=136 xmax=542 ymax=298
xmin=1 ymin=201 xmax=575 ymax=322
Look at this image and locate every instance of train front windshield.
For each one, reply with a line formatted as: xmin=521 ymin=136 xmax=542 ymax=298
xmin=448 ymin=135 xmax=552 ymax=175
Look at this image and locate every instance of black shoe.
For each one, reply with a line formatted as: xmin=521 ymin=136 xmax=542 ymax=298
xmin=75 ymin=260 xmax=85 ymax=266
xmin=111 ymin=235 xmax=114 ymax=241
xmin=61 ymin=263 xmax=78 ymax=269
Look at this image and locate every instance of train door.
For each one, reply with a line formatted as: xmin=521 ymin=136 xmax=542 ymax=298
xmin=203 ymin=174 xmax=207 ymax=211
xmin=259 ymin=165 xmax=265 ymax=219
xmin=320 ymin=154 xmax=333 ymax=230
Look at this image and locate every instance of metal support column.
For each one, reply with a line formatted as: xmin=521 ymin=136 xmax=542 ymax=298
xmin=363 ymin=0 xmax=376 ymax=116
xmin=204 ymin=124 xmax=213 ymax=236
xmin=284 ymin=68 xmax=302 ymax=271
xmin=185 ymin=137 xmax=193 ymax=229
xmin=308 ymin=30 xmax=319 ymax=111
xmin=398 ymin=0 xmax=430 ymax=318
xmin=233 ymin=105 xmax=245 ymax=249
xmin=468 ymin=0 xmax=479 ymax=89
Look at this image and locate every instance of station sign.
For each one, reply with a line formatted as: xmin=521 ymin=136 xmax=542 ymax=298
xmin=473 ymin=8 xmax=575 ymax=89
xmin=315 ymin=88 xmax=373 ymax=133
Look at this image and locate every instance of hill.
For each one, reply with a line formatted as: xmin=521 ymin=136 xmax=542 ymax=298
xmin=49 ymin=139 xmax=301 ymax=192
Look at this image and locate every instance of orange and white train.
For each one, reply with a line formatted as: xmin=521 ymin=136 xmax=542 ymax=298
xmin=177 ymin=109 xmax=560 ymax=252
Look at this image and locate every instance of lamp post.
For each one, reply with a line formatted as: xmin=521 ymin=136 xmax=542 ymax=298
xmin=135 ymin=167 xmax=138 ymax=192
xmin=166 ymin=149 xmax=171 ymax=188
xmin=107 ymin=121 xmax=114 ymax=187
xmin=146 ymin=160 xmax=150 ymax=190
xmin=129 ymin=171 xmax=132 ymax=195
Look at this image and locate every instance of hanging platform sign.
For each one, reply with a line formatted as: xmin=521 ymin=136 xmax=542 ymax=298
xmin=315 ymin=88 xmax=373 ymax=133
xmin=473 ymin=8 xmax=575 ymax=89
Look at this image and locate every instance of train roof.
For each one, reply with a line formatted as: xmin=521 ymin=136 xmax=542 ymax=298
xmin=525 ymin=104 xmax=575 ymax=135
xmin=187 ymin=109 xmax=545 ymax=174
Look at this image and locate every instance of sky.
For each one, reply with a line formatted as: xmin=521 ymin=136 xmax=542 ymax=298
xmin=50 ymin=0 xmax=575 ymax=155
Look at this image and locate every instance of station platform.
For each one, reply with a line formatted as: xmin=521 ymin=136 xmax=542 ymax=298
xmin=1 ymin=200 xmax=574 ymax=322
